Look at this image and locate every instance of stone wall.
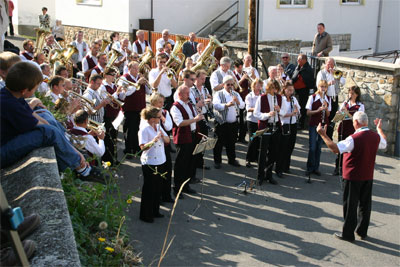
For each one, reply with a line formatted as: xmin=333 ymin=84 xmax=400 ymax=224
xmin=259 ymin=39 xmax=302 ymax=53
xmin=333 ymin=57 xmax=399 ymax=155
xmin=1 ymin=147 xmax=80 ymax=266
xmin=63 ymin=25 xmax=131 ymax=46
xmin=300 ymin=34 xmax=351 ymax=51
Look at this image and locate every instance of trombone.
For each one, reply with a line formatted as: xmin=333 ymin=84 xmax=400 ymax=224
xmin=115 ymin=76 xmax=156 ymax=92
xmin=101 ymin=91 xmax=124 ymax=109
xmin=88 ymin=119 xmax=106 ymax=134
xmin=68 ymin=90 xmax=97 ymax=114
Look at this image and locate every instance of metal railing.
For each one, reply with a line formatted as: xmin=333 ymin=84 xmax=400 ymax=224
xmin=196 ymin=1 xmax=239 ymax=39
xmin=358 ymin=50 xmax=400 ymax=63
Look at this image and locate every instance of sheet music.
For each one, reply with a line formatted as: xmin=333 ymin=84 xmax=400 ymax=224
xmin=112 ymin=110 xmax=125 ymax=129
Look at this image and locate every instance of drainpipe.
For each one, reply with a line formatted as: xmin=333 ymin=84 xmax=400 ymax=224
xmin=375 ymin=0 xmax=383 ymax=53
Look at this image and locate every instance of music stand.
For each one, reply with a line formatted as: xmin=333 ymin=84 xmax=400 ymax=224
xmin=187 ymin=135 xmax=217 ymax=222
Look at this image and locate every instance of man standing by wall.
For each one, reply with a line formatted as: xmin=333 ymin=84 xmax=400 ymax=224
xmin=317 ymin=112 xmax=387 ymax=242
xmin=312 ymin=23 xmax=333 ymax=57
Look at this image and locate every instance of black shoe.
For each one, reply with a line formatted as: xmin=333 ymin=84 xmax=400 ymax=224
xmin=154 ymin=213 xmax=164 ymax=218
xmin=332 ymin=168 xmax=339 ymax=176
xmin=183 ymin=187 xmax=197 ymax=194
xmin=189 ymin=178 xmax=201 ymax=184
xmin=79 ymin=166 xmax=107 ymax=184
xmin=214 ymin=163 xmax=221 ymax=169
xmin=333 ymin=232 xmax=354 ymax=242
xmin=268 ymin=177 xmax=278 ymax=185
xmin=228 ymin=160 xmax=240 ymax=167
xmin=283 ymin=169 xmax=291 ymax=174
xmin=1 ymin=214 xmax=41 ymax=248
xmin=140 ymin=217 xmax=154 ymax=223
xmin=356 ymin=232 xmax=367 ymax=240
xmin=313 ymin=170 xmax=321 ymax=176
xmin=246 ymin=161 xmax=252 ymax=168
xmin=275 ymin=171 xmax=283 ymax=178
xmin=162 ymin=197 xmax=175 ymax=203
xmin=170 ymin=147 xmax=176 ymax=153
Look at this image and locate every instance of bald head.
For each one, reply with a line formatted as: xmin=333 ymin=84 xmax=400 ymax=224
xmin=177 ymin=85 xmax=190 ymax=102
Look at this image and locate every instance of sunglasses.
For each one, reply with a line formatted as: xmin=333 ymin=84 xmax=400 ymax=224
xmin=282 ymin=56 xmax=289 ymax=59
xmin=226 ymin=83 xmax=234 ymax=86
xmin=159 ymin=61 xmax=167 ymax=64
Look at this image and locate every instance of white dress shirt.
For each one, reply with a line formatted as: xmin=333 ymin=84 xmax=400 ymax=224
xmin=132 ymin=40 xmax=152 ymax=54
xmin=190 ymin=85 xmax=210 ymax=115
xmin=316 ymin=69 xmax=346 ymax=98
xmin=243 ymin=66 xmax=260 ymax=79
xmin=83 ymin=87 xmax=104 ymax=122
xmin=99 ymin=80 xmax=119 ymax=100
xmin=82 ymin=53 xmax=98 ymax=73
xmin=245 ymin=91 xmax=261 ymax=123
xmin=254 ymin=93 xmax=287 ymax=123
xmin=20 ymin=51 xmax=33 ymax=62
xmin=213 ymin=89 xmax=245 ymax=123
xmin=90 ymin=64 xmax=104 ymax=77
xmin=45 ymin=90 xmax=61 ymax=103
xmin=118 ymin=73 xmax=152 ymax=100
xmin=210 ymin=67 xmax=230 ymax=91
xmin=148 ymin=68 xmax=172 ymax=97
xmin=281 ymin=95 xmax=301 ymax=125
xmin=191 ymin=52 xmax=201 ymax=63
xmin=73 ymin=126 xmax=105 ymax=157
xmin=139 ymin=121 xmax=167 ymax=165
xmin=155 ymin=38 xmax=175 ymax=51
xmin=170 ymin=100 xmax=197 ymax=131
xmin=305 ymin=93 xmax=332 ymax=112
xmin=38 ymin=75 xmax=49 ymax=95
xmin=337 ymin=127 xmax=387 ymax=154
xmin=75 ymin=41 xmax=87 ymax=62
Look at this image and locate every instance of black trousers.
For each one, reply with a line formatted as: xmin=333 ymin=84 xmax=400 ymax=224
xmin=342 ymin=179 xmax=373 ymax=239
xmin=161 ymin=145 xmax=173 ymax=200
xmin=277 ymin=123 xmax=297 ymax=172
xmin=140 ymin=164 xmax=163 ymax=221
xmin=194 ymin=120 xmax=209 ymax=168
xmin=164 ymin=94 xmax=174 ymax=111
xmin=295 ymin=88 xmax=309 ymax=128
xmin=72 ymin=62 xmax=82 ymax=78
xmin=327 ymin=96 xmax=338 ymax=139
xmin=102 ymin=116 xmax=118 ymax=164
xmin=174 ymin=134 xmax=197 ymax=191
xmin=238 ymin=109 xmax=247 ymax=141
xmin=123 ymin=111 xmax=141 ymax=154
xmin=213 ymin=122 xmax=238 ymax=164
xmin=8 ymin=16 xmax=14 ymax=35
xmin=246 ymin=121 xmax=259 ymax=162
xmin=257 ymin=128 xmax=281 ymax=181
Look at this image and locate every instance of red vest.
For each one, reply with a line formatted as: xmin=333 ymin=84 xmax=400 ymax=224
xmin=342 ymin=130 xmax=380 ymax=181
xmin=338 ymin=102 xmax=362 ymax=139
xmin=134 ymin=40 xmax=149 ymax=54
xmin=309 ymin=94 xmax=330 ymax=127
xmin=293 ymin=74 xmax=306 ymax=90
xmin=121 ymin=74 xmax=146 ymax=112
xmin=172 ymin=102 xmax=197 ymax=144
xmin=104 ymin=84 xmax=120 ymax=118
xmin=258 ymin=94 xmax=282 ymax=130
xmin=93 ymin=66 xmax=102 ymax=75
xmin=233 ymin=71 xmax=249 ymax=101
xmin=85 ymin=55 xmax=97 ymax=82
xmin=21 ymin=52 xmax=33 ymax=60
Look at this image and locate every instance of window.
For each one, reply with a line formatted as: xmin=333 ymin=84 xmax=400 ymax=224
xmin=278 ymin=0 xmax=312 ymax=8
xmin=341 ymin=0 xmax=362 ymax=5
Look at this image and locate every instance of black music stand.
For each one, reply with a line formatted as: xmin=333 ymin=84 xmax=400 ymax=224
xmin=332 ymin=111 xmax=350 ymax=190
xmin=187 ymin=136 xmax=217 ymax=222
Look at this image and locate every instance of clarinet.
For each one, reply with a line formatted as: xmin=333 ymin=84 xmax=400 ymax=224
xmin=272 ymin=94 xmax=277 ymax=132
xmin=321 ymin=92 xmax=326 ymax=126
xmin=189 ymin=95 xmax=212 ymax=132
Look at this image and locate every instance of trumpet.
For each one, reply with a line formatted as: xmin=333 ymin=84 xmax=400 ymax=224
xmin=166 ymin=68 xmax=177 ymax=80
xmin=101 ymin=91 xmax=124 ymax=109
xmin=334 ymin=69 xmax=343 ymax=79
xmin=228 ymin=70 xmax=245 ymax=93
xmin=88 ymin=119 xmax=105 ymax=134
xmin=68 ymin=91 xmax=97 ymax=114
xmin=115 ymin=76 xmax=141 ymax=91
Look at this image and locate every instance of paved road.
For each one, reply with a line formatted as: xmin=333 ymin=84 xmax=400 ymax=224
xmin=118 ymin=130 xmax=400 ymax=266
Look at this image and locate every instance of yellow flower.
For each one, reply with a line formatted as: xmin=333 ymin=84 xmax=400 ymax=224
xmin=126 ymin=199 xmax=132 ymax=204
xmin=105 ymin=247 xmax=114 ymax=253
xmin=98 ymin=237 xmax=106 ymax=242
xmin=105 ymin=161 xmax=111 ymax=167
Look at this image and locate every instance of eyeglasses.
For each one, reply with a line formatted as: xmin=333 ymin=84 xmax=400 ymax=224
xmin=159 ymin=61 xmax=167 ymax=64
xmin=190 ymin=78 xmax=196 ymax=82
xmin=226 ymin=83 xmax=234 ymax=86
xmin=282 ymin=56 xmax=289 ymax=59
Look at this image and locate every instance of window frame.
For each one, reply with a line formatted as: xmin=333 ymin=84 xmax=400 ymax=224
xmin=277 ymin=0 xmax=313 ymax=9
xmin=340 ymin=0 xmax=363 ymax=5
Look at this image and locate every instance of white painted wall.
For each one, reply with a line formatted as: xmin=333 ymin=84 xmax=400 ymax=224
xmin=129 ymin=0 xmax=241 ymax=34
xmin=378 ymin=0 xmax=400 ymax=52
xmin=257 ymin=0 xmax=398 ymax=52
xmin=14 ymin=0 xmax=56 ymax=28
xmin=55 ymin=0 xmax=130 ymax=32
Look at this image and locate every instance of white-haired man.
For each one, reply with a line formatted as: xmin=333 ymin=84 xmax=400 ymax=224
xmin=317 ymin=111 xmax=386 ymax=242
xmin=155 ymin=29 xmax=175 ymax=53
xmin=212 ymin=75 xmax=245 ymax=169
xmin=210 ymin=56 xmax=232 ymax=92
xmin=191 ymin=43 xmax=204 ymax=64
xmin=132 ymin=30 xmax=152 ymax=55
xmin=243 ymin=53 xmax=259 ymax=80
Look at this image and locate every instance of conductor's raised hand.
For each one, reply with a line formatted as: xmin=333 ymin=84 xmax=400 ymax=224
xmin=374 ymin=118 xmax=382 ymax=130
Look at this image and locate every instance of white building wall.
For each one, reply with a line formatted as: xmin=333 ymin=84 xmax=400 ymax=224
xmin=14 ymin=0 xmax=56 ymax=29
xmin=257 ymin=0 xmax=398 ymax=52
xmin=55 ymin=0 xmax=130 ymax=32
xmin=129 ymin=0 xmax=242 ymax=34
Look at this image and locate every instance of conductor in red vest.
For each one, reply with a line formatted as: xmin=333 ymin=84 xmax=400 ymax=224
xmin=317 ymin=111 xmax=387 ymax=242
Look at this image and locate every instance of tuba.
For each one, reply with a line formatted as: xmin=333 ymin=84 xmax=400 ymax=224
xmin=34 ymin=28 xmax=51 ymax=53
xmin=166 ymin=35 xmax=186 ymax=74
xmin=191 ymin=35 xmax=224 ymax=74
xmin=105 ymin=48 xmax=123 ymax=73
xmin=100 ymin=39 xmax=110 ymax=53
xmin=138 ymin=48 xmax=154 ymax=76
